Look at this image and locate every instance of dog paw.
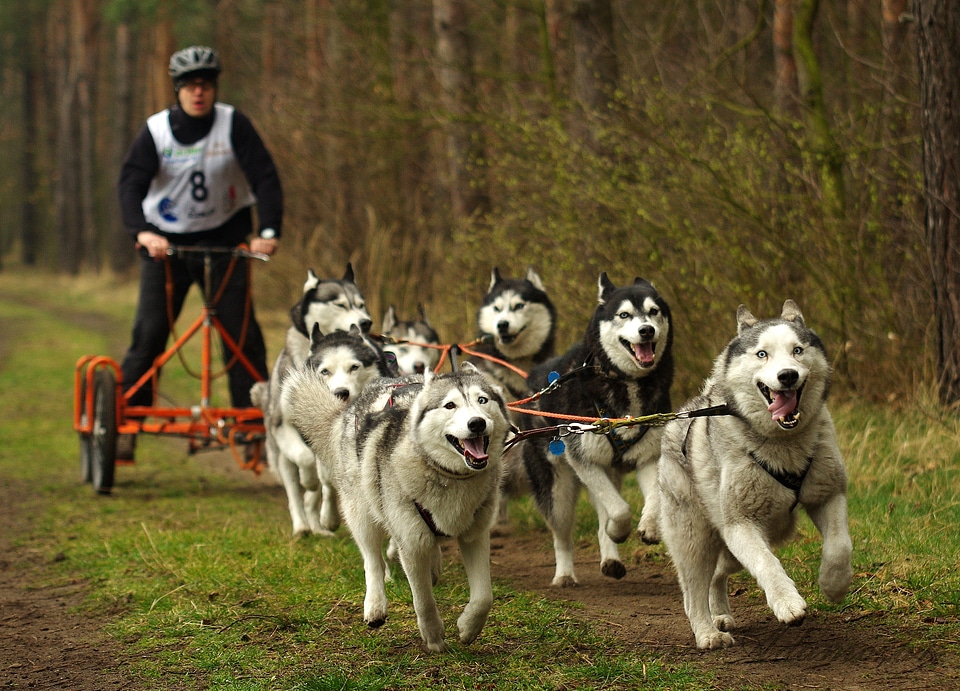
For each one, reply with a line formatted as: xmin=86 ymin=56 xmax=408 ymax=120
xmin=601 ymin=559 xmax=626 ymax=580
xmin=605 ymin=516 xmax=632 ymax=544
xmin=819 ymin=563 xmax=852 ymax=603
xmin=772 ymin=594 xmax=807 ymax=626
xmin=365 ymin=615 xmax=386 ymax=629
xmin=424 ymin=639 xmax=449 ymax=653
xmin=713 ymin=614 xmax=736 ymax=632
xmin=551 ymin=574 xmax=579 ymax=588
xmin=695 ymin=629 xmax=736 ymax=650
xmin=636 ymin=524 xmax=660 ymax=545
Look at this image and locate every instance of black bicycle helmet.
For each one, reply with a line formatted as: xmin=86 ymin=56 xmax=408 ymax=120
xmin=168 ymin=45 xmax=222 ymax=84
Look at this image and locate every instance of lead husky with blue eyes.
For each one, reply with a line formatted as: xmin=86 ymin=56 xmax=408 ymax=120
xmin=520 ymin=273 xmax=674 ymax=587
xmin=284 ymin=362 xmax=510 ymax=653
xmin=658 ymin=300 xmax=852 ymax=649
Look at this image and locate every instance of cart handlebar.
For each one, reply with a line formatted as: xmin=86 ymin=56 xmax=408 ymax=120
xmin=165 ymin=245 xmax=270 ymax=262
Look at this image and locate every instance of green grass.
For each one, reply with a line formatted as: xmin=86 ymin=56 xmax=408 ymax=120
xmin=1 ymin=268 xmax=958 ymax=688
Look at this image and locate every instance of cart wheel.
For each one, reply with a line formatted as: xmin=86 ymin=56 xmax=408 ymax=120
xmin=79 ymin=376 xmax=93 ymax=483
xmin=91 ymin=368 xmax=117 ymax=495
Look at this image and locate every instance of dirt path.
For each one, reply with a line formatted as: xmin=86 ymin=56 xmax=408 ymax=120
xmin=489 ymin=529 xmax=958 ymax=690
xmin=3 ymin=473 xmax=957 ymax=691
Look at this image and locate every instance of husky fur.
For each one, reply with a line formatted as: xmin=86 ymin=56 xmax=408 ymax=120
xmin=284 ymin=363 xmax=511 ymax=652
xmin=521 ymin=273 xmax=673 ymax=586
xmin=658 ymin=300 xmax=852 ymax=649
xmin=251 ymin=265 xmax=379 ymax=536
xmin=381 ymin=304 xmax=441 ymax=375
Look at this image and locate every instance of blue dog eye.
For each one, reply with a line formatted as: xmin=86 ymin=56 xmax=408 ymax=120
xmin=757 ymin=350 xmax=767 ymax=359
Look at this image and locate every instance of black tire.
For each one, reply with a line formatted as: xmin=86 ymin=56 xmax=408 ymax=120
xmin=79 ymin=375 xmax=93 ymax=483
xmin=91 ymin=368 xmax=117 ymax=495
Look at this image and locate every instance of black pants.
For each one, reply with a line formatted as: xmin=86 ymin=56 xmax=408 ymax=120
xmin=120 ymin=249 xmax=268 ymax=409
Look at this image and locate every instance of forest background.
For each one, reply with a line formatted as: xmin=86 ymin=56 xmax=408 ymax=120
xmin=0 ymin=0 xmax=936 ymax=404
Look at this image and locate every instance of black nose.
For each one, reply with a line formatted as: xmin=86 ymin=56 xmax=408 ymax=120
xmin=413 ymin=362 xmax=426 ymax=374
xmin=333 ymin=388 xmax=350 ymax=401
xmin=497 ymin=321 xmax=510 ymax=334
xmin=778 ymin=369 xmax=799 ymax=388
xmin=639 ymin=324 xmax=655 ymax=340
xmin=468 ymin=417 xmax=487 ymax=435
xmin=359 ymin=318 xmax=373 ymax=333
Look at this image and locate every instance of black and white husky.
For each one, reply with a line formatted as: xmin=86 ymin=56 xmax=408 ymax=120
xmin=658 ymin=300 xmax=852 ymax=649
xmin=381 ymin=304 xmax=441 ymax=375
xmin=251 ymin=265 xmax=378 ymax=536
xmin=284 ymin=363 xmax=511 ymax=652
xmin=471 ymin=267 xmax=556 ymax=402
xmin=521 ymin=273 xmax=673 ymax=586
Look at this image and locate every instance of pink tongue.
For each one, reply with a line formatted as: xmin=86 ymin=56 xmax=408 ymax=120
xmin=462 ymin=437 xmax=488 ymax=461
xmin=768 ymin=390 xmax=798 ymax=420
xmin=633 ymin=342 xmax=655 ymax=367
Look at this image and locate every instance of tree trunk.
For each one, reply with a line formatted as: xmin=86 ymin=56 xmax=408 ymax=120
xmin=571 ymin=0 xmax=617 ymax=144
xmin=793 ymin=0 xmax=845 ymax=220
xmin=432 ymin=0 xmax=489 ymax=220
xmin=774 ymin=0 xmax=798 ymax=116
xmin=913 ymin=0 xmax=960 ymax=405
xmin=51 ymin=0 xmax=80 ymax=275
xmin=110 ymin=20 xmax=135 ymax=273
xmin=73 ymin=0 xmax=98 ymax=272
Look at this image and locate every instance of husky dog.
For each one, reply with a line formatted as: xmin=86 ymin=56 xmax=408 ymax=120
xmin=471 ymin=267 xmax=556 ymax=402
xmin=381 ymin=304 xmax=441 ymax=375
xmin=471 ymin=267 xmax=556 ymax=519
xmin=251 ymin=265 xmax=377 ymax=536
xmin=284 ymin=363 xmax=511 ymax=652
xmin=521 ymin=273 xmax=673 ymax=586
xmin=659 ymin=300 xmax=852 ymax=650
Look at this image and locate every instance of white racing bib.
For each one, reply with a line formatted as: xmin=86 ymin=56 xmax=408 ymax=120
xmin=142 ymin=103 xmax=256 ymax=233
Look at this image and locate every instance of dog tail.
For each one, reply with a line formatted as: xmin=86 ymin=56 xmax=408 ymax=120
xmin=281 ymin=366 xmax=343 ymax=462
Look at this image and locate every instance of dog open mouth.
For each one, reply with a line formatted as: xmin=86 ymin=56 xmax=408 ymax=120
xmin=758 ymin=382 xmax=803 ymax=429
xmin=498 ymin=325 xmax=525 ymax=346
xmin=446 ymin=435 xmax=490 ymax=470
xmin=622 ymin=338 xmax=656 ymax=368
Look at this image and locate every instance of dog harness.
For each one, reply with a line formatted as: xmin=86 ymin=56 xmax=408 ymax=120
xmin=414 ymin=501 xmax=450 ymax=538
xmin=679 ymin=416 xmax=812 ymax=511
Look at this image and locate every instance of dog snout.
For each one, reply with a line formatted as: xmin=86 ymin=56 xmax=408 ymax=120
xmin=333 ymin=388 xmax=350 ymax=402
xmin=413 ymin=362 xmax=426 ymax=374
xmin=358 ymin=318 xmax=373 ymax=333
xmin=639 ymin=324 xmax=655 ymax=341
xmin=777 ymin=369 xmax=799 ymax=388
xmin=467 ymin=417 xmax=487 ymax=435
xmin=497 ymin=320 xmax=510 ymax=334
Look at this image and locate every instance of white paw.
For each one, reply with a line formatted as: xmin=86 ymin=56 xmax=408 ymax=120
xmin=771 ymin=593 xmax=807 ymax=626
xmin=551 ymin=574 xmax=579 ymax=588
xmin=713 ymin=614 xmax=736 ymax=632
xmin=695 ymin=629 xmax=736 ymax=649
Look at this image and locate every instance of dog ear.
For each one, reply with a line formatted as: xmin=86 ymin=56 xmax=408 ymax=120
xmin=417 ymin=303 xmax=428 ymax=322
xmin=342 ymin=262 xmax=355 ymax=283
xmin=737 ymin=305 xmax=759 ymax=334
xmin=303 ymin=269 xmax=319 ymax=293
xmin=597 ymin=272 xmax=616 ymax=304
xmin=780 ymin=299 xmax=805 ymax=326
xmin=525 ymin=266 xmax=546 ymax=292
xmin=489 ymin=267 xmax=502 ymax=291
xmin=460 ymin=361 xmax=479 ymax=375
xmin=310 ymin=321 xmax=324 ymax=345
xmin=382 ymin=305 xmax=397 ymax=333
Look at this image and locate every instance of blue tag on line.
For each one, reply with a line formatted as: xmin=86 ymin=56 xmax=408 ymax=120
xmin=548 ymin=371 xmax=560 ymax=384
xmin=549 ymin=438 xmax=565 ymax=455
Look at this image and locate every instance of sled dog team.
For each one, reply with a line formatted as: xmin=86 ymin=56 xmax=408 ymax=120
xmin=263 ymin=264 xmax=852 ymax=652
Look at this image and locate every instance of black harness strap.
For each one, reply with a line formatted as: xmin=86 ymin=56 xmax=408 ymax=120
xmin=595 ymin=401 xmax=648 ymax=470
xmin=749 ymin=451 xmax=812 ymax=511
xmin=414 ymin=501 xmax=449 ymax=538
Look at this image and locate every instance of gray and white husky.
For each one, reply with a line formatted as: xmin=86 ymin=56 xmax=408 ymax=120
xmin=251 ymin=265 xmax=378 ymax=536
xmin=381 ymin=304 xmax=441 ymax=375
xmin=284 ymin=363 xmax=511 ymax=652
xmin=521 ymin=273 xmax=673 ymax=586
xmin=658 ymin=300 xmax=852 ymax=649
